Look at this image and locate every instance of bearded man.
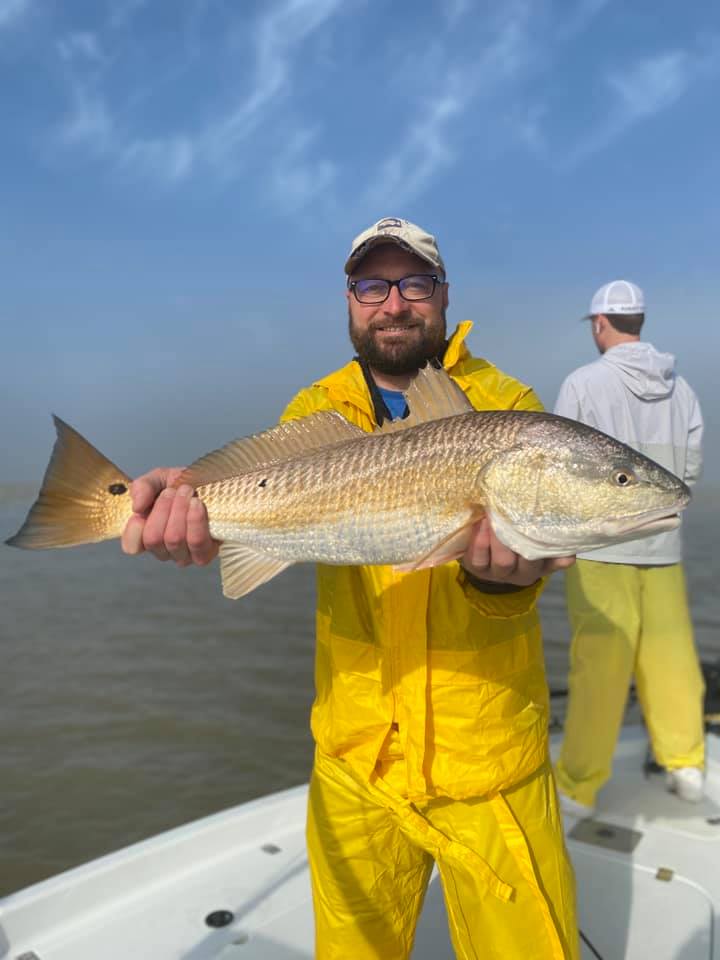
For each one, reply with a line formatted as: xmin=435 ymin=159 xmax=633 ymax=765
xmin=122 ymin=217 xmax=579 ymax=959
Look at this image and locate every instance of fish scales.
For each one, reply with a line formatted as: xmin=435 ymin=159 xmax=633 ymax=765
xmin=198 ymin=411 xmax=511 ymax=565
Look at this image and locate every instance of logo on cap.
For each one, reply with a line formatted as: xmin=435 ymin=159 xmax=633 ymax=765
xmin=376 ymin=218 xmax=403 ymax=233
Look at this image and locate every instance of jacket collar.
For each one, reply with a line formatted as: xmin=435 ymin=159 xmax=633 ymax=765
xmin=442 ymin=320 xmax=473 ymax=370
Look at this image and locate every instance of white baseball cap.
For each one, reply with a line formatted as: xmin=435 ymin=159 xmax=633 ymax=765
xmin=585 ymin=280 xmax=645 ymax=319
xmin=344 ymin=217 xmax=445 ymax=275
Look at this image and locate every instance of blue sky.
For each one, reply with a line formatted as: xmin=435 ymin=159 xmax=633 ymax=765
xmin=2 ymin=0 xmax=719 ymax=487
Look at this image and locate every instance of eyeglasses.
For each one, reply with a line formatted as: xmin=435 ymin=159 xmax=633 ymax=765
xmin=348 ymin=274 xmax=444 ymax=304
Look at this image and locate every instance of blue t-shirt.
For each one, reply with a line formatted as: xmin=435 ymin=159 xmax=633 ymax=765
xmin=378 ymin=387 xmax=408 ymax=421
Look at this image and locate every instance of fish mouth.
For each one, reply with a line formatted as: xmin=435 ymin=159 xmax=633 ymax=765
xmin=488 ymin=503 xmax=684 ymax=562
xmin=600 ymin=506 xmax=683 ymax=538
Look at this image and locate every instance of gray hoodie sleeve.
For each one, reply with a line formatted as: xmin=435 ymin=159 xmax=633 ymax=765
xmin=554 ymin=376 xmax=582 ymax=420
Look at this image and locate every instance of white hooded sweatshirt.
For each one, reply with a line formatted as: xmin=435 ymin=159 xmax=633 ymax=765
xmin=554 ymin=341 xmax=703 ymax=564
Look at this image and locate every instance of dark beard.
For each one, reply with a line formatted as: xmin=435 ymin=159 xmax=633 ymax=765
xmin=348 ymin=312 xmax=447 ymax=376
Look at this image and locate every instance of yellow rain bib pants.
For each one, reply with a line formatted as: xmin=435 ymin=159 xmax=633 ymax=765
xmin=282 ymin=323 xmax=579 ymax=959
xmin=308 ymin=739 xmax=578 ymax=960
xmin=555 ymin=559 xmax=705 ymax=808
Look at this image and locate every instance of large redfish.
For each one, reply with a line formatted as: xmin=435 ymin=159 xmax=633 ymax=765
xmin=6 ymin=366 xmax=689 ymax=598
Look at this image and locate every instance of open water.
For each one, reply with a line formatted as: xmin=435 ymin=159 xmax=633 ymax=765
xmin=0 ymin=484 xmax=718 ymax=897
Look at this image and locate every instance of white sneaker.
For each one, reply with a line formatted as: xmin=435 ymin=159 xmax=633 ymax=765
xmin=558 ymin=791 xmax=595 ymax=819
xmin=666 ymin=767 xmax=704 ymax=803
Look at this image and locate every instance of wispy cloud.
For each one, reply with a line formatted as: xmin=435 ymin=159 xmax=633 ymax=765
xmin=0 ymin=0 xmax=31 ymax=29
xmin=59 ymin=84 xmax=113 ymax=150
xmin=561 ymin=43 xmax=720 ymax=168
xmin=54 ymin=0 xmax=348 ymax=195
xmin=442 ymin=0 xmax=471 ymax=27
xmin=57 ymin=31 xmax=106 ymax=64
xmin=513 ymin=103 xmax=549 ymax=156
xmin=556 ymin=0 xmax=612 ymax=41
xmin=109 ymin=0 xmax=149 ymax=30
xmin=363 ymin=4 xmax=535 ymax=208
xmin=204 ymin=0 xmax=345 ymax=170
xmin=269 ymin=127 xmax=336 ymax=212
xmin=120 ymin=136 xmax=195 ymax=182
xmin=58 ymin=82 xmax=194 ymax=184
xmin=46 ymin=0 xmax=720 ymax=212
xmin=362 ymin=87 xmax=462 ymax=211
xmin=50 ymin=0 xmax=537 ymax=207
xmin=607 ymin=51 xmax=691 ymax=117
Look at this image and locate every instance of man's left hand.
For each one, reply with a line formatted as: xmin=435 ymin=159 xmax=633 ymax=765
xmin=462 ymin=517 xmax=575 ymax=587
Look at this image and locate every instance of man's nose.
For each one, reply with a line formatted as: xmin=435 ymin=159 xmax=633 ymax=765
xmin=382 ymin=284 xmax=410 ymax=316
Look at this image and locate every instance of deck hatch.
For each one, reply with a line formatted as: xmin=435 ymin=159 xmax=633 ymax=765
xmin=569 ymin=818 xmax=643 ymax=853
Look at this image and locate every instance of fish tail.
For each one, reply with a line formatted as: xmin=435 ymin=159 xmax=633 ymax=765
xmin=6 ymin=416 xmax=133 ymax=550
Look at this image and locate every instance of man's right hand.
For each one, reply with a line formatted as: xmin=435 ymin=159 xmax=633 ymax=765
xmin=120 ymin=468 xmax=220 ymax=567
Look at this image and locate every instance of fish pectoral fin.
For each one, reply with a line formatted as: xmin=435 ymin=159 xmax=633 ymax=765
xmin=219 ymin=544 xmax=292 ymax=599
xmin=393 ymin=510 xmax=485 ymax=572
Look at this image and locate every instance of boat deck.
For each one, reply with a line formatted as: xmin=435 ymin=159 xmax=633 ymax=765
xmin=555 ymin=729 xmax=720 ymax=959
xmin=1 ymin=728 xmax=719 ymax=959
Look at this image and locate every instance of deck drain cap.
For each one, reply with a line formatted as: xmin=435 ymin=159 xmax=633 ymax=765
xmin=206 ymin=909 xmax=235 ymax=928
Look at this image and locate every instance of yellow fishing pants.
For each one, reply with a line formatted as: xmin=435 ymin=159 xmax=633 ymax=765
xmin=555 ymin=560 xmax=705 ymax=808
xmin=307 ymin=742 xmax=578 ymax=960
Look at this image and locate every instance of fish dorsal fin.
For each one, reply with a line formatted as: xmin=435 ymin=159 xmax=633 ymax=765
xmin=177 ymin=412 xmax=364 ymax=488
xmin=219 ymin=543 xmax=292 ymax=599
xmin=377 ymin=363 xmax=473 ymax=433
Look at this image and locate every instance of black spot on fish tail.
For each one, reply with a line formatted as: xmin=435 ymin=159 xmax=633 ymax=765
xmin=108 ymin=483 xmax=128 ymax=495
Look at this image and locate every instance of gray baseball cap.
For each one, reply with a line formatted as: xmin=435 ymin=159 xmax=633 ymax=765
xmin=344 ymin=217 xmax=446 ymax=275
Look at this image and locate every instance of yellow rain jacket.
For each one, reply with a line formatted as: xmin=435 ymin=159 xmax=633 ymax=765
xmin=280 ymin=322 xmax=549 ymax=802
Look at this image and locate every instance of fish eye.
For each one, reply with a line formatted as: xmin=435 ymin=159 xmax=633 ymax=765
xmin=614 ymin=470 xmax=634 ymax=487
